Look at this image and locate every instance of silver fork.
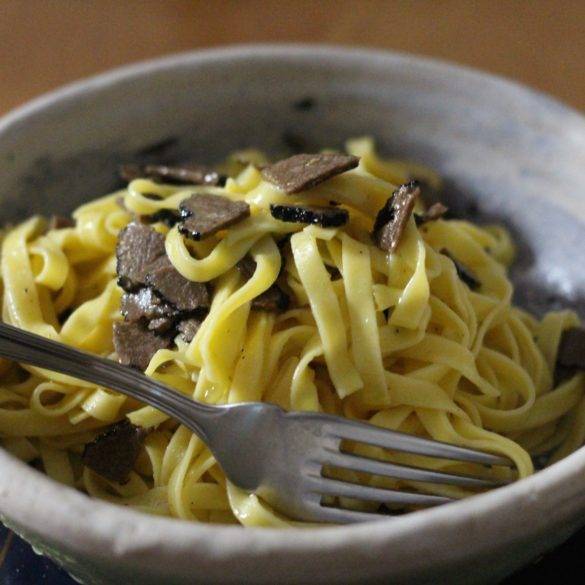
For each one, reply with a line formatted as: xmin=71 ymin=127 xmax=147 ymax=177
xmin=0 ymin=322 xmax=511 ymax=524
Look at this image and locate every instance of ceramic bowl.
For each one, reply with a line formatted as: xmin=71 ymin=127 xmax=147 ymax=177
xmin=0 ymin=45 xmax=584 ymax=585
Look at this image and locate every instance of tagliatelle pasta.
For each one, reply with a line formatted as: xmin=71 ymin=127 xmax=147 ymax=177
xmin=1 ymin=137 xmax=584 ymax=527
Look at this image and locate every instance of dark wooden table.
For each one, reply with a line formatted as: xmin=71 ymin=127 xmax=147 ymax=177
xmin=0 ymin=1 xmax=583 ymax=582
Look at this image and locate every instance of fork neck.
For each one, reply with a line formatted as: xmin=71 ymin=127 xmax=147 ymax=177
xmin=0 ymin=322 xmax=224 ymax=442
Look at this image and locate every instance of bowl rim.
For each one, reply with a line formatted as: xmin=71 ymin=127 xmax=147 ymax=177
xmin=2 ymin=43 xmax=583 ymax=136
xmin=1 ymin=43 xmax=585 ymax=580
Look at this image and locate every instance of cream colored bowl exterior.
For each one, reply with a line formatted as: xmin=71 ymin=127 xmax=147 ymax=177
xmin=0 ymin=46 xmax=584 ymax=584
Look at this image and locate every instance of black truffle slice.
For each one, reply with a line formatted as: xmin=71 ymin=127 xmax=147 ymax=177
xmin=119 ymin=163 xmax=223 ymax=186
xmin=262 ymin=153 xmax=360 ymax=194
xmin=177 ymin=317 xmax=204 ymax=343
xmin=82 ymin=420 xmax=147 ymax=484
xmin=116 ymin=223 xmax=166 ymax=291
xmin=372 ymin=181 xmax=420 ymax=253
xmin=441 ymin=250 xmax=480 ymax=290
xmin=236 ymin=256 xmax=290 ymax=312
xmin=558 ymin=328 xmax=585 ymax=369
xmin=146 ymin=317 xmax=175 ymax=335
xmin=269 ymin=204 xmax=349 ymax=228
xmin=145 ymin=256 xmax=210 ymax=312
xmin=120 ymin=288 xmax=178 ymax=334
xmin=415 ymin=202 xmax=449 ymax=225
xmin=113 ymin=321 xmax=172 ymax=371
xmin=178 ymin=194 xmax=250 ymax=241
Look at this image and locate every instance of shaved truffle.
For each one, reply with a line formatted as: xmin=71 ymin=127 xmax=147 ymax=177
xmin=558 ymin=328 xmax=585 ymax=369
xmin=119 ymin=163 xmax=223 ymax=186
xmin=270 ymin=204 xmax=349 ymax=228
xmin=116 ymin=223 xmax=166 ymax=291
xmin=145 ymin=256 xmax=209 ymax=312
xmin=178 ymin=194 xmax=250 ymax=240
xmin=372 ymin=181 xmax=420 ymax=253
xmin=120 ymin=288 xmax=178 ymax=334
xmin=236 ymin=256 xmax=290 ymax=312
xmin=115 ymin=222 xmax=210 ymax=347
xmin=177 ymin=317 xmax=204 ymax=342
xmin=416 ymin=202 xmax=449 ymax=225
xmin=262 ymin=153 xmax=359 ymax=194
xmin=82 ymin=420 xmax=147 ymax=484
xmin=146 ymin=317 xmax=175 ymax=334
xmin=441 ymin=250 xmax=480 ymax=290
xmin=113 ymin=321 xmax=171 ymax=371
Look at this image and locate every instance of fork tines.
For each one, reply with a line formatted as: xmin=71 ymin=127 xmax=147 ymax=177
xmin=306 ymin=418 xmax=514 ymax=523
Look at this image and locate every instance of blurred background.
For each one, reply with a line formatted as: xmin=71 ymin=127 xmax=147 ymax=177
xmin=0 ymin=0 xmax=584 ymax=117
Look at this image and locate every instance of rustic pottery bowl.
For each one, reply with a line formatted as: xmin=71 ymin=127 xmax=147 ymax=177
xmin=0 ymin=45 xmax=584 ymax=584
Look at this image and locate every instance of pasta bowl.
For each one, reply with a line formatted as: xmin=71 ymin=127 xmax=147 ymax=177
xmin=0 ymin=45 xmax=585 ymax=584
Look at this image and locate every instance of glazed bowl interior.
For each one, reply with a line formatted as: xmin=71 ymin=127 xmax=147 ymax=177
xmin=0 ymin=45 xmax=585 ymax=585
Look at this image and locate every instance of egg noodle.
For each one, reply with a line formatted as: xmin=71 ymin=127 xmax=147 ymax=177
xmin=1 ymin=138 xmax=584 ymax=527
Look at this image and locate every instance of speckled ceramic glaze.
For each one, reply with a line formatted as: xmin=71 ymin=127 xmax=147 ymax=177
xmin=0 ymin=46 xmax=584 ymax=585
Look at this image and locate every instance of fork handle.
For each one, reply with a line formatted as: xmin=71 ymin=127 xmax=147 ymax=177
xmin=0 ymin=321 xmax=222 ymax=439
